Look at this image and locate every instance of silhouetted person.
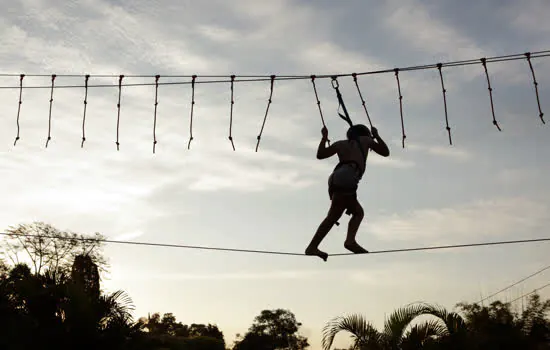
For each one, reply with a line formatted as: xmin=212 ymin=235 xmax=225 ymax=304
xmin=305 ymin=125 xmax=390 ymax=261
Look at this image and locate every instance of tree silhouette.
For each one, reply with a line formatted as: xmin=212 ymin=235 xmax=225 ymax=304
xmin=1 ymin=221 xmax=108 ymax=275
xmin=233 ymin=308 xmax=309 ymax=350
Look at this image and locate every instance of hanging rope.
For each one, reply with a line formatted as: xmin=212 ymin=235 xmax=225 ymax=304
xmin=188 ymin=75 xmax=196 ymax=150
xmin=13 ymin=74 xmax=24 ymax=146
xmin=228 ymin=74 xmax=236 ymax=151
xmin=153 ymin=75 xmax=160 ymax=154
xmin=116 ymin=75 xmax=124 ymax=150
xmin=1 ymin=49 xmax=548 ymax=152
xmin=255 ymin=75 xmax=275 ymax=152
xmin=81 ymin=74 xmax=89 ymax=148
xmin=394 ymin=68 xmax=406 ymax=148
xmin=310 ymin=75 xmax=330 ymax=145
xmin=437 ymin=64 xmax=452 ymax=145
xmin=351 ymin=73 xmax=373 ymax=129
xmin=524 ymin=52 xmax=545 ymax=124
xmin=480 ymin=58 xmax=501 ymax=131
xmin=45 ymin=74 xmax=56 ymax=148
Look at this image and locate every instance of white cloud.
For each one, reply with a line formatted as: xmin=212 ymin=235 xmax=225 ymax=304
xmin=497 ymin=168 xmax=538 ymax=185
xmin=112 ymin=231 xmax=146 ymax=241
xmin=384 ymin=0 xmax=489 ymax=60
xmin=406 ymin=142 xmax=472 ymax=161
xmin=369 ymin=197 xmax=550 ymax=243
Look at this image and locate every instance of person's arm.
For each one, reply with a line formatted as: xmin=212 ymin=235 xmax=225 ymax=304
xmin=317 ymin=139 xmax=339 ymax=159
xmin=368 ymin=127 xmax=390 ymax=157
xmin=316 ymin=127 xmax=339 ymax=159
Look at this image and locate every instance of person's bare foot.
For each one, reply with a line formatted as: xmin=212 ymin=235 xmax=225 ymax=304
xmin=344 ymin=240 xmax=369 ymax=254
xmin=305 ymin=247 xmax=328 ymax=261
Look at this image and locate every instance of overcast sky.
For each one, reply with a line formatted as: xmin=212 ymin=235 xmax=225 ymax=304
xmin=1 ymin=0 xmax=550 ymax=349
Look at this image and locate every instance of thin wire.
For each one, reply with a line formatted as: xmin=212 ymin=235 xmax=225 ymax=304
xmin=45 ymin=74 xmax=56 ymax=148
xmin=394 ymin=68 xmax=406 ymax=148
xmin=351 ymin=73 xmax=373 ymax=129
xmin=437 ymin=64 xmax=452 ymax=145
xmin=13 ymin=74 xmax=24 ymax=146
xmin=153 ymin=75 xmax=160 ymax=154
xmin=187 ymin=75 xmax=196 ymax=150
xmin=0 ymin=232 xmax=549 ymax=257
xmin=255 ymin=75 xmax=276 ymax=152
xmin=509 ymin=281 xmax=550 ymax=304
xmin=477 ymin=263 xmax=550 ymax=304
xmin=228 ymin=75 xmax=236 ymax=151
xmin=81 ymin=75 xmax=90 ymax=148
xmin=525 ymin=52 xmax=545 ymax=124
xmin=481 ymin=58 xmax=501 ymax=131
xmin=116 ymin=75 xmax=124 ymax=151
xmin=0 ymin=51 xmax=548 ymax=89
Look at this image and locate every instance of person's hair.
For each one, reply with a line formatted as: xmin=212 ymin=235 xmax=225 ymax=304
xmin=346 ymin=124 xmax=371 ymax=140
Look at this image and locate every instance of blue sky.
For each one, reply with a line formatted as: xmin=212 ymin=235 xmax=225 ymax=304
xmin=1 ymin=0 xmax=549 ymax=348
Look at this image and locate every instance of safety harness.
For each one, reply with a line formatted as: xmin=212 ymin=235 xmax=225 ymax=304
xmin=331 ymin=77 xmax=368 ymax=179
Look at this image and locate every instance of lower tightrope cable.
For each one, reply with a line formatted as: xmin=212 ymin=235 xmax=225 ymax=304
xmin=0 ymin=232 xmax=549 ymax=257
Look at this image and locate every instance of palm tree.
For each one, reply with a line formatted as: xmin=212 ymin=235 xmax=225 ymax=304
xmin=322 ymin=302 xmax=467 ymax=350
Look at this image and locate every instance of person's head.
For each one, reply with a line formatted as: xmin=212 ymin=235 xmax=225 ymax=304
xmin=346 ymin=124 xmax=371 ymax=140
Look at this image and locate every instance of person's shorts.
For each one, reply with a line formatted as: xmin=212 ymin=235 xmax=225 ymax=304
xmin=328 ymin=164 xmax=360 ymax=200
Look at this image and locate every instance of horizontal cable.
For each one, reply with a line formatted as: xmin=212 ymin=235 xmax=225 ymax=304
xmin=0 ymin=51 xmax=548 ymax=89
xmin=1 ymin=232 xmax=549 ymax=258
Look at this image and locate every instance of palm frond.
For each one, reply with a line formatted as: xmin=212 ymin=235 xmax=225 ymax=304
xmin=99 ymin=290 xmax=135 ymax=327
xmin=322 ymin=314 xmax=382 ymax=350
xmin=383 ymin=302 xmax=466 ymax=347
xmin=404 ymin=319 xmax=448 ymax=340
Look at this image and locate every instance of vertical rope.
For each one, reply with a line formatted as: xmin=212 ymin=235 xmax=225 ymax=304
xmin=255 ymin=75 xmax=276 ymax=152
xmin=437 ymin=64 xmax=452 ymax=145
xmin=480 ymin=58 xmax=501 ymax=131
xmin=310 ymin=75 xmax=330 ymax=145
xmin=81 ymin=74 xmax=90 ymax=148
xmin=13 ymin=74 xmax=24 ymax=146
xmin=116 ymin=75 xmax=124 ymax=150
xmin=228 ymin=75 xmax=236 ymax=151
xmin=45 ymin=74 xmax=56 ymax=148
xmin=351 ymin=73 xmax=373 ymax=129
xmin=188 ymin=75 xmax=196 ymax=150
xmin=524 ymin=52 xmax=545 ymax=124
xmin=153 ymin=75 xmax=160 ymax=154
xmin=394 ymin=68 xmax=406 ymax=148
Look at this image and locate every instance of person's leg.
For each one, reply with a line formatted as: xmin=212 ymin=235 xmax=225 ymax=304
xmin=344 ymin=198 xmax=369 ymax=254
xmin=305 ymin=193 xmax=348 ymax=261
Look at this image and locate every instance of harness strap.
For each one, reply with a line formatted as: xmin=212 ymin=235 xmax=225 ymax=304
xmin=331 ymin=77 xmax=368 ymax=176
